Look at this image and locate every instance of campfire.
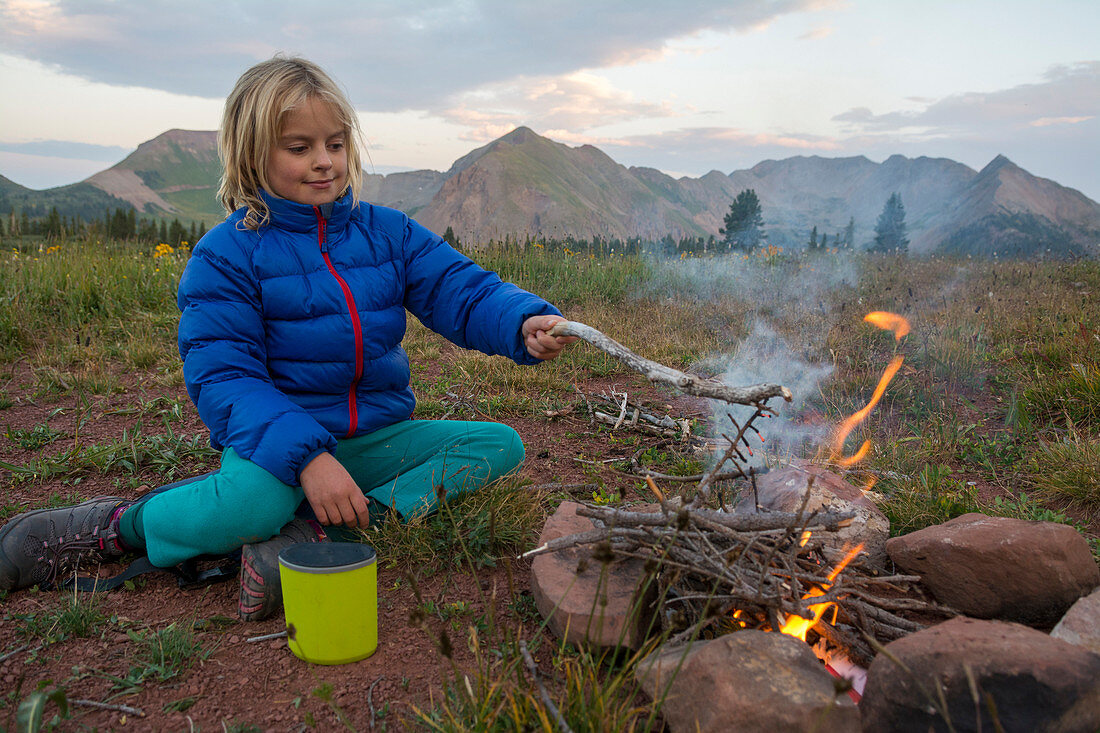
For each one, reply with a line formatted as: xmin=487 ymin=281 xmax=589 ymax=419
xmin=533 ymin=316 xmax=950 ymax=675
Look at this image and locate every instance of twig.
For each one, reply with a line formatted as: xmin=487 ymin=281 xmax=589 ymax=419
xmin=524 ymin=483 xmax=600 ymax=495
xmin=246 ymin=630 xmax=288 ymax=643
xmin=816 ymin=621 xmax=875 ymax=667
xmin=549 ymin=321 xmax=791 ymax=406
xmin=71 ymin=699 xmax=145 ymax=717
xmin=0 ymin=644 xmax=29 ymax=663
xmin=520 ymin=640 xmax=574 ymax=733
xmin=367 ymin=676 xmax=384 ymax=729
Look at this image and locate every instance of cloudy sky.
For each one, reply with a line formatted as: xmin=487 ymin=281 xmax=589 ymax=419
xmin=1 ymin=0 xmax=1098 ymax=200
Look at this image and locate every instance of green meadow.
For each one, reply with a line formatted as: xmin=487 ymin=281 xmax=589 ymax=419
xmin=1 ymin=235 xmax=1097 ymax=729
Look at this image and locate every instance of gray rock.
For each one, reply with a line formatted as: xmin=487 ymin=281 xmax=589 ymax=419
xmin=735 ymin=463 xmax=890 ymax=567
xmin=1051 ymin=585 xmax=1100 ymax=655
xmin=861 ymin=616 xmax=1100 ymax=733
xmin=637 ymin=630 xmax=860 ymax=733
xmin=886 ymin=513 xmax=1099 ymax=627
xmin=530 ymin=501 xmax=657 ymax=649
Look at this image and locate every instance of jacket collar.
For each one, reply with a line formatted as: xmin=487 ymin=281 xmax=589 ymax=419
xmin=258 ymin=189 xmax=354 ymax=233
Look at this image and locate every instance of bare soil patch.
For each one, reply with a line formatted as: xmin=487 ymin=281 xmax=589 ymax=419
xmin=0 ymin=364 xmax=675 ymax=730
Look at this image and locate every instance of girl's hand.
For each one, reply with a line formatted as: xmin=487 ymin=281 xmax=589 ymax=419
xmin=522 ymin=315 xmax=576 ymax=361
xmin=300 ymin=452 xmax=371 ymax=528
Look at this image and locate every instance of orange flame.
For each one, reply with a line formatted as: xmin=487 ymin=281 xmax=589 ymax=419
xmin=831 ymin=355 xmax=903 ymax=464
xmin=799 ymin=530 xmax=812 ymax=548
xmin=779 ymin=543 xmax=865 ymax=642
xmin=864 ymin=311 xmax=910 ymax=341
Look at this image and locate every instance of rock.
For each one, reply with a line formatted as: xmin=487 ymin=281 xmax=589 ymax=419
xmin=1051 ymin=585 xmax=1100 ymax=654
xmin=735 ymin=463 xmax=890 ymax=567
xmin=886 ymin=513 xmax=1099 ymax=627
xmin=530 ymin=502 xmax=657 ymax=649
xmin=636 ymin=630 xmax=859 ymax=733
xmin=860 ymin=616 xmax=1100 ymax=733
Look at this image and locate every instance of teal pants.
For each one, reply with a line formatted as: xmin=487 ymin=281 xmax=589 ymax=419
xmin=138 ymin=420 xmax=524 ymax=567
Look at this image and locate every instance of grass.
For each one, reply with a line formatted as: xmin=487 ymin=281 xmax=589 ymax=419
xmin=1 ymin=235 xmax=1099 ymax=727
xmin=4 ymin=422 xmax=65 ymax=450
xmin=414 ymin=637 xmax=660 ymax=732
xmin=118 ymin=620 xmax=214 ymax=688
xmin=1029 ymin=435 xmax=1100 ymax=506
xmin=368 ymin=475 xmax=546 ymax=572
xmin=1 ymin=424 xmax=218 ymax=485
xmin=11 ymin=590 xmax=109 ymax=645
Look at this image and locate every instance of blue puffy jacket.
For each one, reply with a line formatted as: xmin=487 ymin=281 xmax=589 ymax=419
xmin=177 ymin=190 xmax=560 ymax=487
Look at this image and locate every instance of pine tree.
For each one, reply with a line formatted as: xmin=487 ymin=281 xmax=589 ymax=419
xmin=808 ymin=225 xmax=818 ymax=249
xmin=872 ymin=193 xmax=909 ymax=254
xmin=719 ymin=189 xmax=765 ymax=251
xmin=168 ymin=218 xmax=186 ymax=245
xmin=844 ymin=217 xmax=855 ymax=248
xmin=44 ymin=207 xmax=62 ymax=239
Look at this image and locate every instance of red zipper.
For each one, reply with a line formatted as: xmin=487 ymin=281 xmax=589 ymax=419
xmin=315 ymin=207 xmax=363 ymax=438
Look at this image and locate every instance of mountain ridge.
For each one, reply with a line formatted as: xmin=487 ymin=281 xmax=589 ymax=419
xmin=5 ymin=127 xmax=1099 ymax=258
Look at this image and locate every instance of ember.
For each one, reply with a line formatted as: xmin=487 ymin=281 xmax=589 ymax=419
xmin=779 ymin=542 xmax=865 ymax=642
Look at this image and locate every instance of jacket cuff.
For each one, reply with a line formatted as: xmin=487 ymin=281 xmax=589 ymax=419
xmin=296 ymin=446 xmax=333 ymax=486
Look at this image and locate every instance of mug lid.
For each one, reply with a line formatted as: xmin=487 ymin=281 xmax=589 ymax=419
xmin=279 ymin=542 xmax=377 ymax=573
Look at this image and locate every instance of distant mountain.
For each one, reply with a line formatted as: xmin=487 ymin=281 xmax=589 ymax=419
xmin=7 ymin=127 xmax=1100 ymax=258
xmin=360 ymin=169 xmax=445 ymax=215
xmin=415 ymin=127 xmax=703 ymax=241
xmin=723 ymin=154 xmax=979 ymax=252
xmin=85 ymin=129 xmax=222 ymax=223
xmin=0 ymin=173 xmax=133 ymax=223
xmin=935 ymin=156 xmax=1100 ymax=258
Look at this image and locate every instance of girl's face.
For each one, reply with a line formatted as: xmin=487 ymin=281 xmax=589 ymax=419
xmin=268 ymin=97 xmax=348 ymax=206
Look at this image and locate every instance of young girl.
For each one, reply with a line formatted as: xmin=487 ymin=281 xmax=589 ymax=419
xmin=0 ymin=56 xmax=573 ymax=619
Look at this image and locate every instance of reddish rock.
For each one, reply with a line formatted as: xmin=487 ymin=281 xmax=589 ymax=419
xmin=735 ymin=463 xmax=890 ymax=566
xmin=530 ymin=502 xmax=657 ymax=649
xmin=1051 ymin=585 xmax=1100 ymax=655
xmin=886 ymin=513 xmax=1099 ymax=627
xmin=637 ymin=630 xmax=859 ymax=733
xmin=861 ymin=616 xmax=1100 ymax=733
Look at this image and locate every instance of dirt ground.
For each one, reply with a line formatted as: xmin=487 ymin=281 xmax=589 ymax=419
xmin=0 ymin=360 xmax=693 ymax=730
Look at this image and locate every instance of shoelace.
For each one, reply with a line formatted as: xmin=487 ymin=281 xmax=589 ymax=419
xmin=37 ymin=521 xmax=118 ymax=588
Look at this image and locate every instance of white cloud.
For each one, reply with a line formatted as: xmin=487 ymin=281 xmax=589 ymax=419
xmin=833 ymin=61 xmax=1100 ymax=136
xmin=440 ymin=72 xmax=677 ymax=141
xmin=0 ymin=0 xmax=826 ymax=110
xmin=799 ymin=25 xmax=833 ymax=40
xmin=1029 ymin=116 xmax=1093 ymax=127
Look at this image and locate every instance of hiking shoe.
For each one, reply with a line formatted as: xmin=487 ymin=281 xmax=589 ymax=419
xmin=239 ymin=518 xmax=327 ymax=621
xmin=0 ymin=496 xmax=129 ymax=591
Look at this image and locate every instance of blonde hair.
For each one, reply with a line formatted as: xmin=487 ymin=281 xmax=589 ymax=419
xmin=217 ymin=56 xmax=363 ymax=230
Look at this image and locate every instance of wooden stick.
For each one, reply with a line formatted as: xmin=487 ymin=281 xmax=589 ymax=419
xmin=575 ymin=504 xmax=855 ymax=533
xmin=0 ymin=644 xmax=29 ymax=663
xmin=367 ymin=676 xmax=384 ymax=730
xmin=520 ymin=640 xmax=574 ymax=733
xmin=71 ymin=699 xmax=145 ymax=717
xmin=549 ymin=321 xmax=791 ymax=405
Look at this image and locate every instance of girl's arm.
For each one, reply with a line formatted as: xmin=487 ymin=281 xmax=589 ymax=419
xmin=398 ymin=215 xmax=563 ymax=362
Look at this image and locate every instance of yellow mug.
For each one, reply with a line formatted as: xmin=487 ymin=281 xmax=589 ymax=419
xmin=278 ymin=543 xmax=378 ymax=664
